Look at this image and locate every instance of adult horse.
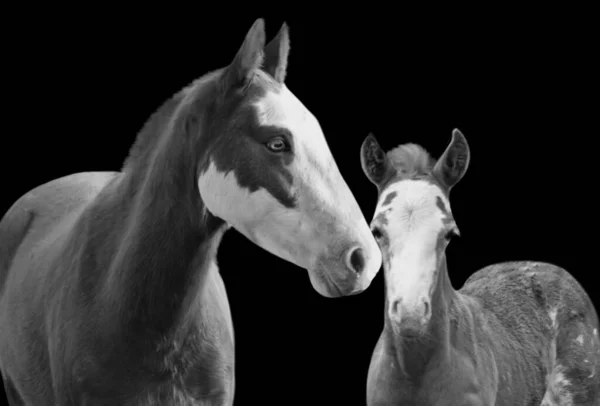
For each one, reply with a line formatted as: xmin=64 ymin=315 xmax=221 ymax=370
xmin=360 ymin=129 xmax=599 ymax=405
xmin=0 ymin=19 xmax=382 ymax=405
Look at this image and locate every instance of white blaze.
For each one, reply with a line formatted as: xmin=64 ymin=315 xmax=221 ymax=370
xmin=375 ymin=180 xmax=451 ymax=311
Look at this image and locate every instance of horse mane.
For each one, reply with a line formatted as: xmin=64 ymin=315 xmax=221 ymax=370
xmin=121 ymin=90 xmax=190 ymax=172
xmin=386 ymin=143 xmax=437 ymax=179
xmin=121 ymin=69 xmax=279 ymax=174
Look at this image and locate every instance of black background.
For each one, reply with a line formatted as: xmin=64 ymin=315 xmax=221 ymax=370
xmin=2 ymin=12 xmax=596 ymax=406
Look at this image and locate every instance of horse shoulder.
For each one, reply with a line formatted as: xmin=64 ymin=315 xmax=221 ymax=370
xmin=1 ymin=171 xmax=120 ymax=314
xmin=0 ymin=171 xmax=121 ymax=402
xmin=1 ymin=171 xmax=120 ymax=267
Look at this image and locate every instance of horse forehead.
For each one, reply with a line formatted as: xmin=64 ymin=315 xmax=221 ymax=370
xmin=253 ymin=85 xmax=309 ymax=127
xmin=377 ymin=180 xmax=450 ymax=230
xmin=379 ymin=180 xmax=448 ymax=211
xmin=253 ymin=86 xmax=332 ymax=166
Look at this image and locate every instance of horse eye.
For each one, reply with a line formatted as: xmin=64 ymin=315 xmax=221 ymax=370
xmin=266 ymin=137 xmax=288 ymax=152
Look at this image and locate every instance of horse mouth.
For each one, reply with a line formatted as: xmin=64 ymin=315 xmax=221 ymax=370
xmin=391 ymin=318 xmax=428 ymax=339
xmin=310 ymin=264 xmax=354 ymax=298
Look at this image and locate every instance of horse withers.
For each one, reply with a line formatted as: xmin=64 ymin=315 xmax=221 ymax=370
xmin=361 ymin=129 xmax=599 ymax=405
xmin=0 ymin=19 xmax=382 ymax=405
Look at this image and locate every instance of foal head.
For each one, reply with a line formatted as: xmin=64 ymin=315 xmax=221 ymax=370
xmin=360 ymin=129 xmax=470 ymax=334
xmin=188 ymin=20 xmax=381 ymax=297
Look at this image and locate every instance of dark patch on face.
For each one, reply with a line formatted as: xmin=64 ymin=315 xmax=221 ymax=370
xmin=371 ymin=210 xmax=390 ymax=251
xmin=382 ymin=191 xmax=397 ymax=207
xmin=424 ymin=172 xmax=450 ymax=200
xmin=374 ymin=211 xmax=389 ymax=228
xmin=435 ymin=196 xmax=448 ymax=215
xmin=198 ymin=72 xmax=297 ymax=209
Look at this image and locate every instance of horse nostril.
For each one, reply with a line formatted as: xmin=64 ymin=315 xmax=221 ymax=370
xmin=346 ymin=247 xmax=366 ymax=274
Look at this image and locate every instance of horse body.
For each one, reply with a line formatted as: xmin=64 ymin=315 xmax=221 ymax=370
xmin=0 ymin=19 xmax=382 ymax=405
xmin=361 ymin=130 xmax=599 ymax=405
xmin=0 ymin=172 xmax=235 ymax=405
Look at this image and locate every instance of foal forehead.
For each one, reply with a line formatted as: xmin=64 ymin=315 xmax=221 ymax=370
xmin=376 ymin=179 xmax=451 ymax=228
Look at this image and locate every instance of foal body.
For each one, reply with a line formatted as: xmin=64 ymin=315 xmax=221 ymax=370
xmin=0 ymin=20 xmax=381 ymax=405
xmin=361 ymin=130 xmax=599 ymax=405
xmin=369 ymin=260 xmax=599 ymax=405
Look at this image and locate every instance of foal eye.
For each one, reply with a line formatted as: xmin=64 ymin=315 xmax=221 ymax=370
xmin=372 ymin=227 xmax=384 ymax=240
xmin=266 ymin=137 xmax=289 ymax=153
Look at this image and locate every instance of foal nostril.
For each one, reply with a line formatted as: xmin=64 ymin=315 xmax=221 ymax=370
xmin=391 ymin=299 xmax=401 ymax=316
xmin=346 ymin=246 xmax=366 ymax=274
xmin=422 ymin=300 xmax=430 ymax=319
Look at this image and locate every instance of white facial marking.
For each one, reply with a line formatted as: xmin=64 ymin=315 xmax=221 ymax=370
xmin=548 ymin=308 xmax=559 ymax=330
xmin=253 ymin=84 xmax=333 ymax=176
xmin=377 ymin=180 xmax=451 ymax=313
xmin=198 ymin=80 xmax=382 ymax=295
xmin=540 ymin=365 xmax=574 ymax=406
xmin=198 ymin=160 xmax=314 ymax=267
xmin=251 ymin=83 xmax=381 ymax=284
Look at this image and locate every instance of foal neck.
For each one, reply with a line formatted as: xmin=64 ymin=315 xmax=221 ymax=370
xmin=385 ymin=255 xmax=459 ymax=380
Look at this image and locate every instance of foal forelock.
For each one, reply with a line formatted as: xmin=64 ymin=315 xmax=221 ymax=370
xmin=375 ymin=179 xmax=453 ymax=301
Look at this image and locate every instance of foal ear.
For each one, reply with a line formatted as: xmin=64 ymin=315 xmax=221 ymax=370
xmin=221 ymin=18 xmax=266 ymax=91
xmin=263 ymin=22 xmax=290 ymax=83
xmin=432 ymin=129 xmax=471 ymax=190
xmin=360 ymin=133 xmax=395 ymax=188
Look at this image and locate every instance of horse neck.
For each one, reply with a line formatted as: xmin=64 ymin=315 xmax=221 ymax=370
xmin=384 ymin=254 xmax=458 ymax=380
xmin=90 ymin=101 xmax=226 ymax=343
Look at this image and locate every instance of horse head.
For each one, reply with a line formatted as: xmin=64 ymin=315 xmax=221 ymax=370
xmin=188 ymin=19 xmax=382 ymax=297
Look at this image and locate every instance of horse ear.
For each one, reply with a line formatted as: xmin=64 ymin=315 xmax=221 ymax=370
xmin=263 ymin=22 xmax=290 ymax=83
xmin=361 ymin=133 xmax=396 ymax=188
xmin=221 ymin=18 xmax=266 ymax=91
xmin=432 ymin=129 xmax=471 ymax=190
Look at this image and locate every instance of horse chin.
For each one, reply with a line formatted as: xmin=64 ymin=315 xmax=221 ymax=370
xmin=391 ymin=317 xmax=429 ymax=339
xmin=307 ymin=262 xmax=366 ymax=298
xmin=307 ymin=266 xmax=348 ymax=298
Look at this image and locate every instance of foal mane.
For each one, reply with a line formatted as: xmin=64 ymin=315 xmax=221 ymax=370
xmin=386 ymin=143 xmax=437 ymax=179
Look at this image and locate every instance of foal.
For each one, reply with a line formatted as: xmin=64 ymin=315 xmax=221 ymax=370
xmin=0 ymin=20 xmax=382 ymax=405
xmin=361 ymin=129 xmax=599 ymax=405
